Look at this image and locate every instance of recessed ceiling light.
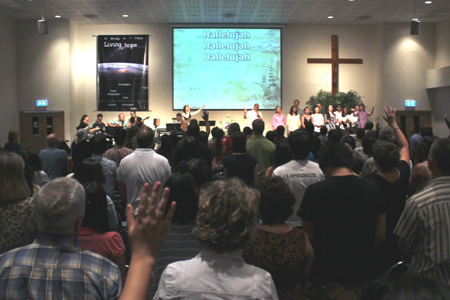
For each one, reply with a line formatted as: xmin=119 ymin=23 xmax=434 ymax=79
xmin=425 ymin=1 xmax=432 ymax=4
xmin=55 ymin=15 xmax=61 ymax=18
xmin=122 ymin=14 xmax=129 ymax=18
xmin=349 ymin=0 xmax=355 ymax=2
xmin=328 ymin=15 xmax=334 ymax=19
xmin=412 ymin=18 xmax=420 ymax=21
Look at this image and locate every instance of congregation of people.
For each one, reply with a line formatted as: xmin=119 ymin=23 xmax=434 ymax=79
xmin=2 ymin=100 xmax=450 ymax=300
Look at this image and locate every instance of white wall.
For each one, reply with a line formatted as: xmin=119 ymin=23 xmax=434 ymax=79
xmin=430 ymin=18 xmax=450 ymax=138
xmin=16 ymin=20 xmax=71 ymax=140
xmin=0 ymin=15 xmax=17 ymax=146
xmin=381 ymin=23 xmax=435 ymax=113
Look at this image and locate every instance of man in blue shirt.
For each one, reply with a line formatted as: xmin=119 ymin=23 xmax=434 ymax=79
xmin=39 ymin=133 xmax=69 ymax=180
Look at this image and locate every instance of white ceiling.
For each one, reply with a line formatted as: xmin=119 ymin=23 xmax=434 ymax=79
xmin=1 ymin=0 xmax=449 ymax=26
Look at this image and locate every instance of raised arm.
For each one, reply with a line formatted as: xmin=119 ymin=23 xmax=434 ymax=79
xmin=243 ymin=109 xmax=248 ymax=119
xmin=120 ymin=182 xmax=176 ymax=300
xmin=190 ymin=105 xmax=206 ymax=116
xmin=201 ymin=110 xmax=210 ymax=137
xmin=368 ymin=105 xmax=377 ymax=116
xmin=383 ymin=106 xmax=410 ymax=163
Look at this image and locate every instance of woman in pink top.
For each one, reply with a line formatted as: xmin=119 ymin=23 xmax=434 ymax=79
xmin=78 ymin=181 xmax=126 ymax=282
xmin=272 ymin=106 xmax=286 ymax=130
xmin=353 ymin=104 xmax=377 ymax=128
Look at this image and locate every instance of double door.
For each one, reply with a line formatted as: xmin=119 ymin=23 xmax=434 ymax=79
xmin=20 ymin=111 xmax=65 ymax=154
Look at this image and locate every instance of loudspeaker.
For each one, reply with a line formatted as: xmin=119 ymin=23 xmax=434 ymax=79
xmin=411 ymin=20 xmax=420 ymax=35
xmin=38 ymin=20 xmax=47 ymax=35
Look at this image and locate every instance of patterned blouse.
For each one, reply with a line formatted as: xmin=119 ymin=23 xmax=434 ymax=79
xmin=243 ymin=227 xmax=312 ymax=300
xmin=0 ymin=197 xmax=37 ymax=254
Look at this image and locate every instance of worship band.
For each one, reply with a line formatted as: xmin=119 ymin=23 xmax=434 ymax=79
xmin=3 ymin=100 xmax=450 ymax=300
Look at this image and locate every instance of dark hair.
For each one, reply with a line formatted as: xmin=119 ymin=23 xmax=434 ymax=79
xmin=187 ymin=124 xmax=200 ymax=137
xmin=214 ymin=129 xmax=225 ymax=156
xmin=357 ymin=128 xmax=366 ymax=139
xmin=252 ymin=119 xmax=265 ymax=135
xmin=276 ymin=125 xmax=285 ymax=136
xmin=365 ymin=121 xmax=374 ymax=130
xmin=243 ymin=126 xmax=252 ymax=136
xmin=256 ymin=176 xmax=295 ymax=225
xmin=114 ymin=128 xmax=127 ymax=145
xmin=420 ymin=126 xmax=433 ymax=137
xmin=170 ymin=131 xmax=179 ymax=149
xmin=319 ymin=142 xmax=354 ymax=171
xmin=233 ymin=132 xmax=247 ymax=153
xmin=415 ymin=136 xmax=438 ymax=163
xmin=176 ymin=113 xmax=182 ymax=117
xmin=275 ymin=105 xmax=281 ymax=112
xmin=412 ymin=124 xmax=420 ymax=133
xmin=265 ymin=130 xmax=276 ymax=143
xmin=341 ymin=107 xmax=348 ymax=117
xmin=198 ymin=131 xmax=208 ymax=145
xmin=136 ymin=126 xmax=154 ymax=148
xmin=82 ymin=181 xmax=110 ymax=232
xmin=158 ymin=134 xmax=172 ymax=152
xmin=97 ymin=113 xmax=103 ymax=118
xmin=362 ymin=135 xmax=377 ymax=157
xmin=182 ymin=136 xmax=200 ymax=161
xmin=289 ymin=105 xmax=297 ymax=116
xmin=430 ymin=138 xmax=450 ymax=175
xmin=360 ymin=273 xmax=450 ymax=300
xmin=288 ymin=130 xmax=312 ymax=160
xmin=74 ymin=158 xmax=105 ymax=184
xmin=190 ymin=119 xmax=199 ymax=126
xmin=89 ymin=134 xmax=107 ymax=155
xmin=125 ymin=126 xmax=139 ymax=149
xmin=77 ymin=115 xmax=88 ymax=129
xmin=373 ymin=141 xmax=400 ymax=171
xmin=320 ymin=125 xmax=328 ymax=135
xmin=184 ymin=158 xmax=211 ymax=189
xmin=275 ymin=139 xmax=292 ymax=167
xmin=182 ymin=105 xmax=188 ymax=114
xmin=211 ymin=127 xmax=219 ymax=139
xmin=26 ymin=151 xmax=42 ymax=172
xmin=341 ymin=135 xmax=356 ymax=149
xmin=164 ymin=172 xmax=199 ymax=225
xmin=228 ymin=123 xmax=241 ymax=138
xmin=328 ymin=129 xmax=343 ymax=143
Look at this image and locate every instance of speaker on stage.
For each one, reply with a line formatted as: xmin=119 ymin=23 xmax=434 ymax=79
xmin=38 ymin=19 xmax=47 ymax=35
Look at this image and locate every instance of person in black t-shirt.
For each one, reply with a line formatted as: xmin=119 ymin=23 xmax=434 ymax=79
xmin=92 ymin=114 xmax=106 ymax=134
xmin=369 ymin=106 xmax=411 ymax=275
xmin=223 ymin=132 xmax=258 ymax=187
xmin=299 ymin=142 xmax=386 ymax=298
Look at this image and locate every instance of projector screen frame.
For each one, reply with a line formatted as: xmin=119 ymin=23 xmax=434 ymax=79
xmin=172 ymin=26 xmax=282 ymax=111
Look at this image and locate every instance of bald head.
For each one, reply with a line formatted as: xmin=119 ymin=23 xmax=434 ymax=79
xmin=34 ymin=177 xmax=85 ymax=235
xmin=137 ymin=126 xmax=155 ymax=148
xmin=46 ymin=133 xmax=59 ymax=148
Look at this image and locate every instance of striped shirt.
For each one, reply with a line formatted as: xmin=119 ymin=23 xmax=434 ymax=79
xmin=394 ymin=176 xmax=450 ymax=285
xmin=148 ymin=225 xmax=202 ymax=299
xmin=0 ymin=232 xmax=121 ymax=300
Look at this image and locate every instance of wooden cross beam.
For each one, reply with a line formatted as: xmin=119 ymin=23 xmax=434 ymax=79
xmin=307 ymin=35 xmax=363 ymax=95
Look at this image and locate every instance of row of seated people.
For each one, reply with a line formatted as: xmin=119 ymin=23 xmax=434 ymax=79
xmin=2 ymin=105 xmax=450 ymax=299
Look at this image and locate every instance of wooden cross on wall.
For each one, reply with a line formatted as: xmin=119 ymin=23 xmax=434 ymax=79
xmin=307 ymin=35 xmax=363 ymax=95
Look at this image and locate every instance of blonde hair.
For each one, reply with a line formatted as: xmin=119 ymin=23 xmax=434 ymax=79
xmin=194 ymin=178 xmax=259 ymax=253
xmin=0 ymin=152 xmax=30 ymax=200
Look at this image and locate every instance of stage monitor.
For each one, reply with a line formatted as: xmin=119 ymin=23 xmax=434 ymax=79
xmin=173 ymin=28 xmax=281 ymax=110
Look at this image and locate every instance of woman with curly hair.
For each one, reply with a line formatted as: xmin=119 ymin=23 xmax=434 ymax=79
xmin=408 ymin=136 xmax=438 ymax=196
xmin=243 ymin=176 xmax=314 ymax=300
xmin=154 ymin=178 xmax=278 ymax=300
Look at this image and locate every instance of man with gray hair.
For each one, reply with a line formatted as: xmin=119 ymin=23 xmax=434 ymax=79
xmin=0 ymin=178 xmax=122 ymax=299
xmin=394 ymin=138 xmax=450 ymax=286
xmin=39 ymin=133 xmax=69 ymax=180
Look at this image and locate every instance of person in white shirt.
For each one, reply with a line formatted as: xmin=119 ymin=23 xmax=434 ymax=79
xmin=181 ymin=104 xmax=205 ymax=130
xmin=311 ymin=106 xmax=325 ymax=133
xmin=244 ymin=103 xmax=263 ymax=129
xmin=154 ymin=179 xmax=278 ymax=300
xmin=273 ymin=130 xmax=325 ymax=227
xmin=286 ymin=105 xmax=301 ymax=135
xmin=117 ymin=126 xmax=172 ymax=214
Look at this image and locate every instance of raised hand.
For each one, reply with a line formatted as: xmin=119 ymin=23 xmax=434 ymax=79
xmin=202 ymin=110 xmax=209 ymax=121
xmin=382 ymin=106 xmax=398 ymax=128
xmin=126 ymin=182 xmax=175 ymax=261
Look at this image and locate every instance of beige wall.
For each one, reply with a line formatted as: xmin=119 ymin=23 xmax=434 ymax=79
xmin=3 ymin=19 xmax=450 ymax=142
xmin=0 ymin=15 xmax=17 ymax=146
xmin=16 ymin=20 xmax=71 ymax=141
